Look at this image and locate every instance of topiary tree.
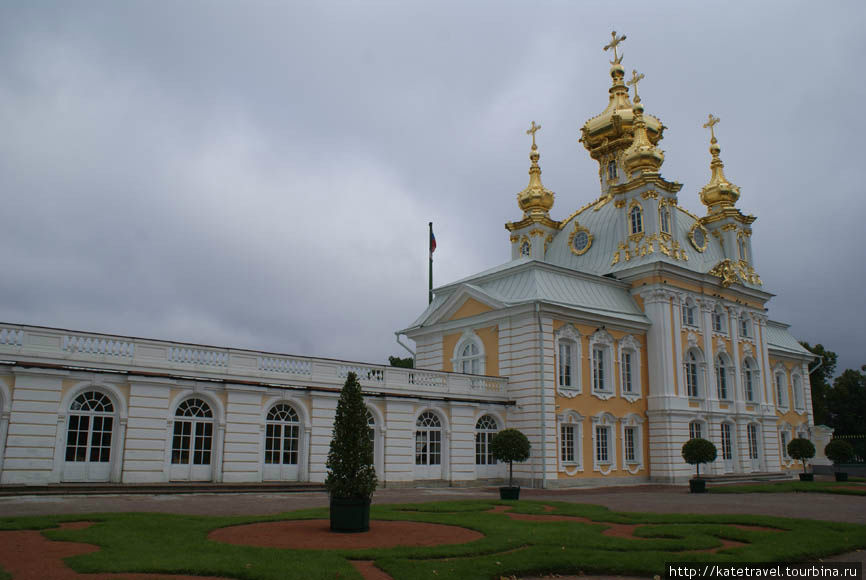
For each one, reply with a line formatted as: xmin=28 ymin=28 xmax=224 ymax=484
xmin=491 ymin=429 xmax=531 ymax=488
xmin=824 ymin=439 xmax=854 ymax=468
xmin=787 ymin=437 xmax=816 ymax=476
xmin=681 ymin=438 xmax=717 ymax=479
xmin=325 ymin=372 xmax=377 ymax=500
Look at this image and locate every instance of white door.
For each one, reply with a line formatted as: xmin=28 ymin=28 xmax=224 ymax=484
xmin=170 ymin=399 xmax=214 ymax=482
xmin=721 ymin=423 xmax=735 ymax=472
xmin=474 ymin=415 xmax=501 ymax=479
xmin=414 ymin=412 xmax=442 ymax=480
xmin=748 ymin=424 xmax=762 ymax=471
xmin=62 ymin=392 xmax=115 ymax=482
xmin=262 ymin=404 xmax=300 ymax=481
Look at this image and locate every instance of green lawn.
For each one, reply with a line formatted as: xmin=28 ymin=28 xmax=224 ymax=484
xmin=1 ymin=500 xmax=865 ymax=580
xmin=710 ymin=481 xmax=866 ymax=496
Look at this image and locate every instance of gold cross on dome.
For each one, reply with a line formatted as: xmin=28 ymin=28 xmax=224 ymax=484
xmin=703 ymin=113 xmax=720 ymax=142
xmin=526 ymin=121 xmax=541 ymax=148
xmin=603 ymin=31 xmax=627 ymax=64
xmin=627 ymin=69 xmax=644 ymax=101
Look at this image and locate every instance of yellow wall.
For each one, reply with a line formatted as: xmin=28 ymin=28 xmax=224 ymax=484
xmin=449 ymin=298 xmax=493 ymax=322
xmin=552 ymin=320 xmax=649 ymax=479
xmin=442 ymin=325 xmax=499 ymax=376
xmin=627 ymin=275 xmax=766 ymax=310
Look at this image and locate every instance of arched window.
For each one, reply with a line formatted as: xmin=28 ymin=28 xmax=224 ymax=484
xmin=607 ymin=160 xmax=617 ymax=180
xmin=589 ymin=330 xmax=614 ymax=398
xmin=712 ymin=305 xmax=727 ymax=334
xmin=453 ymin=333 xmax=484 ymax=375
xmin=792 ymin=374 xmax=804 ymax=411
xmin=265 ymin=403 xmax=299 ymax=467
xmin=475 ymin=415 xmax=498 ymax=465
xmin=415 ymin=412 xmax=442 ymax=466
xmin=618 ymin=335 xmax=642 ymax=400
xmin=520 ymin=239 xmax=531 ymax=257
xmin=715 ymin=353 xmax=731 ymax=400
xmin=743 ymin=357 xmax=758 ymax=402
xmin=659 ymin=204 xmax=671 ymax=234
xmin=738 ymin=235 xmax=749 ymax=262
xmin=629 ymin=204 xmax=643 ymax=235
xmin=555 ymin=325 xmax=581 ymax=395
xmin=681 ymin=298 xmax=697 ymax=327
xmin=685 ymin=349 xmax=702 ymax=398
xmin=366 ymin=408 xmax=375 ymax=446
xmin=65 ymin=391 xmax=115 ymax=468
xmin=171 ymin=398 xmax=214 ymax=479
xmin=774 ymin=369 xmax=789 ymax=410
xmin=739 ymin=316 xmax=751 ymax=338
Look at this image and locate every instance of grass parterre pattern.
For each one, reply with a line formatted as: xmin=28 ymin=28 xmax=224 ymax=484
xmin=1 ymin=500 xmax=865 ymax=580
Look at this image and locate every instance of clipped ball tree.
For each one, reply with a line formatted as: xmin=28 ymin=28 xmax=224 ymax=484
xmin=681 ymin=438 xmax=717 ymax=493
xmin=824 ymin=439 xmax=854 ymax=482
xmin=325 ymin=372 xmax=377 ymax=532
xmin=787 ymin=437 xmax=816 ymax=481
xmin=491 ymin=428 xmax=531 ymax=499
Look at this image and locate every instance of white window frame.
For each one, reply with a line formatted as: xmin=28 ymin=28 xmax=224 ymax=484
xmin=629 ymin=203 xmax=644 ymax=235
xmin=557 ymin=410 xmax=584 ymax=474
xmin=747 ymin=423 xmax=760 ymax=461
xmin=682 ymin=298 xmax=698 ymax=328
xmin=617 ymin=334 xmax=642 ymax=402
xmin=712 ymin=305 xmax=727 ymax=335
xmin=688 ymin=420 xmax=705 ymax=440
xmin=779 ymin=424 xmax=793 ymax=466
xmin=742 ymin=356 xmax=760 ymax=403
xmin=684 ymin=348 xmax=704 ymax=399
xmin=554 ymin=324 xmax=582 ymax=397
xmin=715 ymin=352 xmax=732 ymax=401
xmin=589 ymin=330 xmax=615 ymax=400
xmin=774 ymin=367 xmax=789 ymax=411
xmin=451 ymin=330 xmax=486 ymax=376
xmin=791 ymin=373 xmax=805 ymax=412
xmin=474 ymin=414 xmax=499 ymax=466
xmin=620 ymin=413 xmax=644 ymax=474
xmin=739 ymin=316 xmax=751 ymax=339
xmin=591 ymin=412 xmax=617 ymax=474
xmin=659 ymin=204 xmax=672 ymax=235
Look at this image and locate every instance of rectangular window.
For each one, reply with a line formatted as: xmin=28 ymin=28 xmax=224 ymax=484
xmin=171 ymin=420 xmax=191 ymax=465
xmin=624 ymin=426 xmax=636 ymax=463
xmin=717 ymin=365 xmax=728 ymax=399
xmin=475 ymin=432 xmax=495 ymax=465
xmin=744 ymin=370 xmax=754 ymax=402
xmin=781 ymin=432 xmax=790 ymax=458
xmin=686 ymin=362 xmax=699 ymax=398
xmin=558 ymin=343 xmax=572 ymax=387
xmin=689 ymin=422 xmax=702 ymax=440
xmin=622 ymin=352 xmax=633 ymax=393
xmin=595 ymin=426 xmax=609 ymax=463
xmin=712 ymin=312 xmax=722 ymax=333
xmin=748 ymin=425 xmax=759 ymax=460
xmin=721 ymin=423 xmax=733 ymax=461
xmin=593 ymin=347 xmax=606 ymax=391
xmin=776 ymin=373 xmax=787 ymax=408
xmin=740 ymin=318 xmax=749 ymax=338
xmin=682 ymin=304 xmax=695 ymax=327
xmin=560 ymin=424 xmax=575 ymax=464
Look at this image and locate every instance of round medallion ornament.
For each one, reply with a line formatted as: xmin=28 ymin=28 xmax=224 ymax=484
xmin=568 ymin=222 xmax=593 ymax=256
xmin=689 ymin=223 xmax=709 ymax=252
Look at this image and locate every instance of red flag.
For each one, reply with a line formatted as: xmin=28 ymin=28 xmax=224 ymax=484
xmin=430 ymin=228 xmax=437 ymax=255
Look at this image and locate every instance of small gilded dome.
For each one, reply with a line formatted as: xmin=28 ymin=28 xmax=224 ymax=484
xmin=622 ymin=100 xmax=665 ymax=176
xmin=517 ymin=140 xmax=555 ymax=217
xmin=699 ymin=114 xmax=740 ymax=211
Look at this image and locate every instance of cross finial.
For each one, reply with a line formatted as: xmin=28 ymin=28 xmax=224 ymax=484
xmin=603 ymin=31 xmax=627 ymax=64
xmin=627 ymin=69 xmax=645 ymax=102
xmin=703 ymin=113 xmax=720 ymax=143
xmin=526 ymin=121 xmax=541 ymax=148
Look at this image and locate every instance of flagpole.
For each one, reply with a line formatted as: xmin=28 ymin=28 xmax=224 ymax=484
xmin=428 ymin=222 xmax=433 ymax=305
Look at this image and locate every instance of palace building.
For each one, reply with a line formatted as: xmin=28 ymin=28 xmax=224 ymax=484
xmin=0 ymin=34 xmax=815 ymax=487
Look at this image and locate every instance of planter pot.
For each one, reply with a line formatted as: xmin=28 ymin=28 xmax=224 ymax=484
xmin=329 ymin=497 xmax=371 ymax=533
xmin=798 ymin=473 xmax=814 ymax=482
xmin=834 ymin=472 xmax=848 ymax=482
xmin=499 ymin=486 xmax=521 ymax=500
xmin=689 ymin=479 xmax=707 ymax=494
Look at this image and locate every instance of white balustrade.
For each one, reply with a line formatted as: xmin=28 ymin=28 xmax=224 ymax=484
xmin=168 ymin=346 xmax=228 ymax=367
xmin=338 ymin=365 xmax=385 ymax=383
xmin=63 ymin=335 xmax=134 ymax=357
xmin=409 ymin=371 xmax=446 ymax=388
xmin=258 ymin=356 xmax=313 ymax=376
xmin=0 ymin=328 xmax=23 ymax=347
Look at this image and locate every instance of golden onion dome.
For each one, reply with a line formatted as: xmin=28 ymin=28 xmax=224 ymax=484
xmin=517 ymin=121 xmax=555 ymax=217
xmin=699 ymin=114 xmax=740 ymax=211
xmin=621 ymin=99 xmax=665 ymax=176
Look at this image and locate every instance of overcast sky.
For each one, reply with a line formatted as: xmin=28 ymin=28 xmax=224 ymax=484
xmin=0 ymin=1 xmax=863 ymax=376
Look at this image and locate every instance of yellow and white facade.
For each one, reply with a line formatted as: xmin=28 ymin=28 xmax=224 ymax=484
xmin=0 ymin=34 xmax=814 ymax=487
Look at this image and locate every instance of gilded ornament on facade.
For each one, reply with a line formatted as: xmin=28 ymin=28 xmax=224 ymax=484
xmin=688 ymin=223 xmax=709 ymax=252
xmin=568 ymin=222 xmax=593 ymax=256
xmin=708 ymin=259 xmax=763 ymax=287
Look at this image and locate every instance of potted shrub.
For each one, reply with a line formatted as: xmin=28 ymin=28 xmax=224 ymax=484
xmin=681 ymin=438 xmax=717 ymax=493
xmin=787 ymin=437 xmax=816 ymax=481
xmin=491 ymin=428 xmax=531 ymax=500
xmin=325 ymin=372 xmax=377 ymax=532
xmin=824 ymin=439 xmax=854 ymax=482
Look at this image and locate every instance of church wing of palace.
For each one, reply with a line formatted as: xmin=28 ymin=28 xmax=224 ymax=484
xmin=0 ymin=34 xmax=816 ymax=487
